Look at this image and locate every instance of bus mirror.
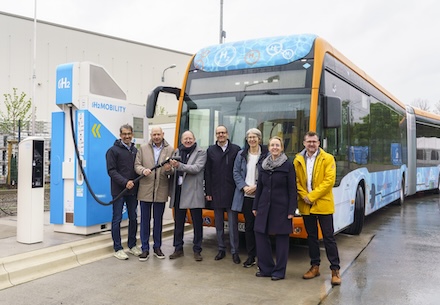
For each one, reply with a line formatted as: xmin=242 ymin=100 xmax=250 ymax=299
xmin=146 ymin=86 xmax=181 ymax=118
xmin=146 ymin=87 xmax=160 ymax=118
xmin=323 ymin=96 xmax=342 ymax=128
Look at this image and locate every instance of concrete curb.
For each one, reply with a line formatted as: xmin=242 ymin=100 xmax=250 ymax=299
xmin=0 ymin=222 xmax=181 ymax=290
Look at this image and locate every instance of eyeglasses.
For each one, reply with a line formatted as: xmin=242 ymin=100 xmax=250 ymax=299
xmin=121 ymin=132 xmax=132 ymax=136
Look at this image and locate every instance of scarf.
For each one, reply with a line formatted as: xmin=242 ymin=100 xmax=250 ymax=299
xmin=178 ymin=143 xmax=197 ymax=163
xmin=177 ymin=143 xmax=197 ymax=178
xmin=262 ymin=153 xmax=288 ymax=171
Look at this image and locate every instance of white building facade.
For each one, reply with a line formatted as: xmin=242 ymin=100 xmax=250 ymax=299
xmin=0 ymin=11 xmax=190 ymax=184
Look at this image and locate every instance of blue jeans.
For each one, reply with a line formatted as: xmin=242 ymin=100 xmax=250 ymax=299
xmin=111 ymin=194 xmax=138 ymax=252
xmin=140 ymin=201 xmax=165 ymax=251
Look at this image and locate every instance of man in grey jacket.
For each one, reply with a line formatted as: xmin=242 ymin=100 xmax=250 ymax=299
xmin=169 ymin=130 xmax=207 ymax=261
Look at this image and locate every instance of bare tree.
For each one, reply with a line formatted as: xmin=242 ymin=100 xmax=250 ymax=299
xmin=411 ymin=98 xmax=431 ymax=111
xmin=433 ymin=100 xmax=440 ymax=115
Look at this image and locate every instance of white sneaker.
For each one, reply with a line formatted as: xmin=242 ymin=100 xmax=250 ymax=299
xmin=128 ymin=246 xmax=142 ymax=256
xmin=114 ymin=249 xmax=129 ymax=260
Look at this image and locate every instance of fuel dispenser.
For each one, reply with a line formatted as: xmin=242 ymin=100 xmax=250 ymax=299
xmin=50 ymin=62 xmax=147 ymax=235
xmin=16 ymin=137 xmax=45 ymax=244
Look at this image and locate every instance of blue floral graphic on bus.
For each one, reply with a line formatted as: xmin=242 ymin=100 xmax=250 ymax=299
xmin=416 ymin=167 xmax=440 ymax=191
xmin=368 ymin=169 xmax=402 ymax=211
xmin=194 ymin=34 xmax=317 ymax=72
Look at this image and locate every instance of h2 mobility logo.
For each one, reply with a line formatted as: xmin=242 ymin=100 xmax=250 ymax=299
xmin=58 ymin=77 xmax=71 ymax=89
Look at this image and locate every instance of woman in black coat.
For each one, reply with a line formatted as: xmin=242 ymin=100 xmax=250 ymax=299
xmin=252 ymin=136 xmax=297 ymax=280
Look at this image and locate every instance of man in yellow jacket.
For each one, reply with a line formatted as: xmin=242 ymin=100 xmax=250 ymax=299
xmin=293 ymin=131 xmax=341 ymax=285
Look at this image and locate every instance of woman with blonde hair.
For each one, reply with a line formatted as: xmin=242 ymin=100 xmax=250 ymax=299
xmin=252 ymin=136 xmax=297 ymax=280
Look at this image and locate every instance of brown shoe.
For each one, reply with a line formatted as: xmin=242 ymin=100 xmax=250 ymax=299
xmin=194 ymin=252 xmax=203 ymax=261
xmin=331 ymin=269 xmax=341 ymax=285
xmin=303 ymin=265 xmax=320 ymax=279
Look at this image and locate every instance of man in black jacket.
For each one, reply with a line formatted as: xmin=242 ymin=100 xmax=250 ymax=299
xmin=106 ymin=124 xmax=142 ymax=260
xmin=205 ymin=125 xmax=241 ymax=264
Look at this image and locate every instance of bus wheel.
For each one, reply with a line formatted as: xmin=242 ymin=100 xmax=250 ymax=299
xmin=343 ymin=184 xmax=365 ymax=235
xmin=435 ymin=175 xmax=440 ymax=194
xmin=398 ymin=178 xmax=405 ymax=205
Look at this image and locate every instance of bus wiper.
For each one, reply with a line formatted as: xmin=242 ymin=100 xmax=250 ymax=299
xmin=263 ymin=90 xmax=279 ymax=95
xmin=236 ymin=90 xmax=278 ymax=102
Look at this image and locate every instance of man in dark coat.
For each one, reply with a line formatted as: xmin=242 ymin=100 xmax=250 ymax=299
xmin=106 ymin=124 xmax=141 ymax=260
xmin=205 ymin=125 xmax=241 ymax=264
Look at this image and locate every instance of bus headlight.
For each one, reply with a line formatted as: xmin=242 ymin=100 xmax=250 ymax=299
xmin=293 ymin=226 xmax=302 ymax=234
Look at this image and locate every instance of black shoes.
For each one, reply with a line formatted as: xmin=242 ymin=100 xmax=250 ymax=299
xmin=153 ymin=248 xmax=165 ymax=259
xmin=243 ymin=257 xmax=256 ymax=268
xmin=255 ymin=271 xmax=270 ymax=278
xmin=256 ymin=271 xmax=284 ymax=280
xmin=232 ymin=253 xmax=241 ymax=264
xmin=215 ymin=251 xmax=240 ymax=264
xmin=214 ymin=250 xmax=226 ymax=260
xmin=169 ymin=250 xmax=184 ymax=259
xmin=138 ymin=251 xmax=149 ymax=261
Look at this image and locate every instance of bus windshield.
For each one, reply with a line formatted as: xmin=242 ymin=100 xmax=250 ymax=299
xmin=178 ymin=70 xmax=311 ymax=159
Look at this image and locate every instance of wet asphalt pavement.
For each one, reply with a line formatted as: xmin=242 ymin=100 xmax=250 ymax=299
xmin=321 ymin=193 xmax=440 ymax=305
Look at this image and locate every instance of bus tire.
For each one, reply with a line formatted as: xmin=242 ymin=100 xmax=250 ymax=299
xmin=398 ymin=178 xmax=405 ymax=205
xmin=435 ymin=175 xmax=440 ymax=194
xmin=343 ymin=184 xmax=365 ymax=235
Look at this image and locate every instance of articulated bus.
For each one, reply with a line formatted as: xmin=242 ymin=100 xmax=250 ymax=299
xmin=147 ymin=34 xmax=440 ymax=238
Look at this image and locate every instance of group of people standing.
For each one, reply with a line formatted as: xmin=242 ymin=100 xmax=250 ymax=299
xmin=106 ymin=124 xmax=341 ymax=285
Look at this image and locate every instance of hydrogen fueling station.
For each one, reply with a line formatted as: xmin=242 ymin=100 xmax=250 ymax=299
xmin=16 ymin=136 xmax=45 ymax=244
xmin=50 ymin=62 xmax=147 ymax=235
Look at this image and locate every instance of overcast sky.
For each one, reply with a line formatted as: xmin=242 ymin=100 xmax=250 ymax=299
xmin=1 ymin=0 xmax=439 ymax=109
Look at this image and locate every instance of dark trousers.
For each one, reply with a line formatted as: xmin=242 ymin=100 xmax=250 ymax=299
xmin=140 ymin=201 xmax=165 ymax=251
xmin=111 ymin=194 xmax=138 ymax=252
xmin=173 ymin=186 xmax=203 ymax=253
xmin=255 ymin=231 xmax=290 ymax=278
xmin=303 ymin=214 xmax=340 ymax=270
xmin=214 ymin=208 xmax=239 ymax=254
xmin=242 ymin=197 xmax=256 ymax=258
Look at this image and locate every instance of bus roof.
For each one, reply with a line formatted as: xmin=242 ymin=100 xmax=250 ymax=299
xmin=412 ymin=106 xmax=440 ymax=124
xmin=194 ymin=34 xmax=317 ymax=72
xmin=192 ymin=34 xmax=438 ymax=125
